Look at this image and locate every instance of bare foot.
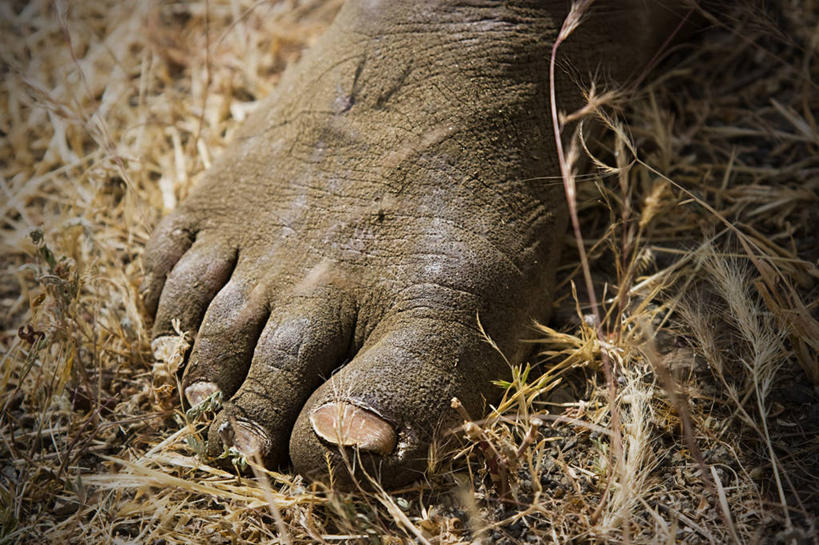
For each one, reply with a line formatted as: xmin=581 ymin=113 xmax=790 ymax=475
xmin=141 ymin=0 xmax=674 ymax=487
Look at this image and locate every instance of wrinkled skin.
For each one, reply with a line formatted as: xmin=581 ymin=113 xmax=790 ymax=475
xmin=141 ymin=0 xmax=685 ymax=488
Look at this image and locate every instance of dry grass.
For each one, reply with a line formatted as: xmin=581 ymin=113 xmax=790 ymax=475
xmin=1 ymin=0 xmax=818 ymax=543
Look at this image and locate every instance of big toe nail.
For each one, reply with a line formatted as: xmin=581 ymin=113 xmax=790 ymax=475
xmin=184 ymin=381 xmax=221 ymax=407
xmin=310 ymin=402 xmax=396 ymax=456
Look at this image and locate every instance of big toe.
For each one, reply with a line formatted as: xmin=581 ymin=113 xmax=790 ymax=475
xmin=290 ymin=316 xmax=503 ymax=489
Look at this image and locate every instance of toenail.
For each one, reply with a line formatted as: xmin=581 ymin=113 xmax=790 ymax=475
xmin=231 ymin=420 xmax=272 ymax=457
xmin=184 ymin=381 xmax=221 ymax=407
xmin=310 ymin=402 xmax=397 ymax=456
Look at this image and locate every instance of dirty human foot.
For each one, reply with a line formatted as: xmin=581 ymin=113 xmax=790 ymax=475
xmin=141 ymin=1 xmax=670 ymax=488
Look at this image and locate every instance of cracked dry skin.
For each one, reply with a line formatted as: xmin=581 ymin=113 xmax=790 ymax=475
xmin=141 ymin=0 xmax=680 ymax=488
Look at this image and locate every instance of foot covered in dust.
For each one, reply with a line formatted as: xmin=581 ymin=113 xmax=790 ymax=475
xmin=141 ymin=1 xmax=572 ymax=489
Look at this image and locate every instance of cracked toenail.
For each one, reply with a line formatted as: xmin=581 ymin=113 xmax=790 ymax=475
xmin=231 ymin=420 xmax=271 ymax=457
xmin=185 ymin=381 xmax=221 ymax=407
xmin=310 ymin=402 xmax=396 ymax=455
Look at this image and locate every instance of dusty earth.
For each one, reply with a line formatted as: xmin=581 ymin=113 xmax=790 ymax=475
xmin=1 ymin=0 xmax=818 ymax=543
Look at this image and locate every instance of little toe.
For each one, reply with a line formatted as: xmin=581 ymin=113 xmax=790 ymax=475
xmin=205 ymin=289 xmax=355 ymax=466
xmin=290 ymin=316 xmax=504 ymax=489
xmin=150 ymin=238 xmax=236 ymax=348
xmin=181 ymin=276 xmax=270 ymax=407
xmin=140 ymin=213 xmax=197 ymax=317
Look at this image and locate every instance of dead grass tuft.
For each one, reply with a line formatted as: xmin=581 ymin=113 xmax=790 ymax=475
xmin=1 ymin=0 xmax=817 ymax=543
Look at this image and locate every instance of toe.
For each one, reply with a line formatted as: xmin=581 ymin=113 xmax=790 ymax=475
xmin=205 ymin=288 xmax=355 ymax=466
xmin=181 ymin=276 xmax=270 ymax=406
xmin=290 ymin=315 xmax=505 ymax=489
xmin=151 ymin=237 xmax=236 ymax=345
xmin=140 ymin=213 xmax=197 ymax=317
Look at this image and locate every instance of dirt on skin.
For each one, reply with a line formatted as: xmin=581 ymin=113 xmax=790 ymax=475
xmin=141 ymin=0 xmax=685 ymax=488
xmin=1 ymin=0 xmax=817 ymax=543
